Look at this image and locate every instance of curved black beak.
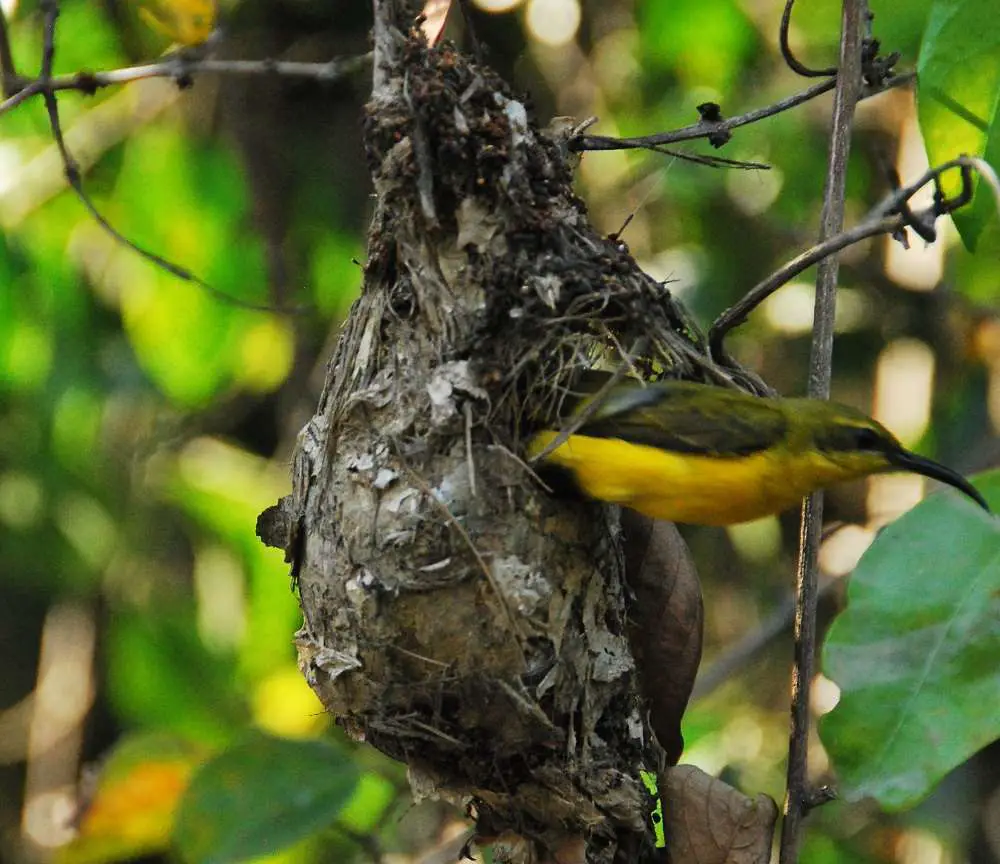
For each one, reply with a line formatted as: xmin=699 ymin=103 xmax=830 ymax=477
xmin=887 ymin=449 xmax=991 ymax=513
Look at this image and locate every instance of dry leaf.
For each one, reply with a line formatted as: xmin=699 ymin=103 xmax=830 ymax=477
xmin=421 ymin=0 xmax=454 ymax=45
xmin=621 ymin=511 xmax=704 ymax=765
xmin=663 ymin=765 xmax=777 ymax=864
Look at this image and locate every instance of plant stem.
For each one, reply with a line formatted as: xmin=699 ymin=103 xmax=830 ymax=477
xmin=778 ymin=1 xmax=866 ymax=861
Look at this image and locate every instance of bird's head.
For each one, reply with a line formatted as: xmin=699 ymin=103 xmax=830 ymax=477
xmin=802 ymin=404 xmax=989 ymax=512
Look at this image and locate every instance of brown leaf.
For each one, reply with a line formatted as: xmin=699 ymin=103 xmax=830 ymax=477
xmin=664 ymin=765 xmax=778 ymax=864
xmin=621 ymin=511 xmax=704 ymax=765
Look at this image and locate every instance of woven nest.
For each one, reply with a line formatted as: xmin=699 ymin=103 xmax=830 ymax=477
xmin=262 ymin=33 xmax=719 ymax=864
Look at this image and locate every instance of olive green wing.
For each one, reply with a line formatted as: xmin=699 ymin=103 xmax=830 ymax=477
xmin=577 ymin=382 xmax=788 ymax=457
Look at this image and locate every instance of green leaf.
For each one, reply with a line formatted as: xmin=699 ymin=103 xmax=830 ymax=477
xmin=107 ymin=610 xmax=243 ymax=745
xmin=637 ymin=0 xmax=756 ymax=92
xmin=869 ymin=0 xmax=934 ymax=62
xmin=336 ymin=771 xmax=397 ymax=834
xmin=174 ymin=735 xmax=359 ymax=864
xmin=820 ymin=473 xmax=1000 ymax=810
xmin=917 ymin=0 xmax=1000 ymax=250
xmin=800 ymin=827 xmax=873 ymax=864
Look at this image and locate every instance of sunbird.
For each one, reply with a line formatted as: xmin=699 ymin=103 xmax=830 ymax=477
xmin=528 ymin=379 xmax=990 ymax=525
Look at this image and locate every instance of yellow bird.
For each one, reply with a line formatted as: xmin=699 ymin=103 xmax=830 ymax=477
xmin=528 ymin=379 xmax=990 ymax=525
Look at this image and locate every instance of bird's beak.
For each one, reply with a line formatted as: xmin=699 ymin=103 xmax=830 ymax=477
xmin=887 ymin=449 xmax=991 ymax=513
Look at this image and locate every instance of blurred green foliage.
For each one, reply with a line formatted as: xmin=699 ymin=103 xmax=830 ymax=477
xmin=1 ymin=0 xmax=998 ymax=862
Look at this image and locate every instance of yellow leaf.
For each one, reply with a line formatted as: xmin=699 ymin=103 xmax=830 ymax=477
xmin=57 ymin=735 xmax=208 ymax=864
xmin=135 ymin=0 xmax=217 ymax=47
xmin=252 ymin=667 xmax=328 ymax=739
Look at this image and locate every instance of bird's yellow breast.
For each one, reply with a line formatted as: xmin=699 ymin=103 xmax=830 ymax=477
xmin=530 ymin=432 xmax=856 ymax=525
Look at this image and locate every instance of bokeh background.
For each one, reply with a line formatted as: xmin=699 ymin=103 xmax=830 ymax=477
xmin=1 ymin=0 xmax=998 ymax=861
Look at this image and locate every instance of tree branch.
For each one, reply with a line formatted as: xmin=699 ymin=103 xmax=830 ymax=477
xmin=779 ymin=2 xmax=866 ymax=861
xmin=568 ymin=72 xmax=910 ymax=156
xmin=708 ymin=156 xmax=982 ymax=364
xmin=780 ymin=0 xmax=838 ymax=78
xmin=0 ymin=52 xmax=371 ymax=116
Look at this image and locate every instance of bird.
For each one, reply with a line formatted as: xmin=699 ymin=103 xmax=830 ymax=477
xmin=527 ymin=378 xmax=991 ymax=525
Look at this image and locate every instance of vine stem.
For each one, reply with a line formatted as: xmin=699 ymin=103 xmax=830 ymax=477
xmin=778 ymin=1 xmax=866 ymax=861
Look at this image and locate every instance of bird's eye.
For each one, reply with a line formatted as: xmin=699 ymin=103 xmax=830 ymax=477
xmin=854 ymin=427 xmax=883 ymax=451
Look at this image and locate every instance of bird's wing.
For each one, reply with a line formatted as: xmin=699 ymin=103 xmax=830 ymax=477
xmin=577 ymin=383 xmax=788 ymax=457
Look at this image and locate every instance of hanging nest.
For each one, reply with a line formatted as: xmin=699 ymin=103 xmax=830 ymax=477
xmin=259 ymin=28 xmax=726 ymax=864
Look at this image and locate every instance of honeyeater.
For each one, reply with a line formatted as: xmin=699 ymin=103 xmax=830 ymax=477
xmin=527 ymin=379 xmax=991 ymax=525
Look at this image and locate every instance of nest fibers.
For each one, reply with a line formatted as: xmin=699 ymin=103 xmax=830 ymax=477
xmin=259 ymin=34 xmax=717 ymax=864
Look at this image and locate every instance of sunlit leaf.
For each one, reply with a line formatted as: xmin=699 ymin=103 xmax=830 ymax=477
xmin=917 ymin=0 xmax=1000 ymax=249
xmin=336 ymin=772 xmax=397 ymax=834
xmin=236 ymin=318 xmax=295 ymax=393
xmin=821 ymin=472 xmax=1000 ymax=809
xmin=251 ymin=666 xmax=327 ymax=739
xmin=107 ymin=609 xmax=244 ymax=744
xmin=113 ymin=129 xmax=272 ymax=407
xmin=174 ymin=735 xmax=359 ymax=864
xmin=132 ymin=0 xmax=217 ymax=46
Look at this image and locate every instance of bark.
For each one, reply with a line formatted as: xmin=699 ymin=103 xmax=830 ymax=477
xmin=257 ymin=14 xmax=766 ymax=863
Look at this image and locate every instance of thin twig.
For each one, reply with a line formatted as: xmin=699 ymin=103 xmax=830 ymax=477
xmin=780 ymin=0 xmax=837 ymax=78
xmin=569 ymin=73 xmax=912 ymax=155
xmin=635 ymin=145 xmax=770 ymax=171
xmin=404 ymin=69 xmax=438 ymax=222
xmin=464 ymin=401 xmax=477 ymax=498
xmin=0 ymin=10 xmax=362 ymax=312
xmin=39 ymin=0 xmax=57 ymax=80
xmin=710 ymin=216 xmax=893 ymax=359
xmin=40 ymin=81 xmax=297 ymax=311
xmin=25 ymin=6 xmax=308 ymax=313
xmin=708 ymin=156 xmax=982 ymax=363
xmin=528 ymin=367 xmax=628 ymax=462
xmin=573 ymin=78 xmax=836 ymax=152
xmin=779 ymin=2 xmax=866 ymax=861
xmin=0 ymin=52 xmax=371 ymax=116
